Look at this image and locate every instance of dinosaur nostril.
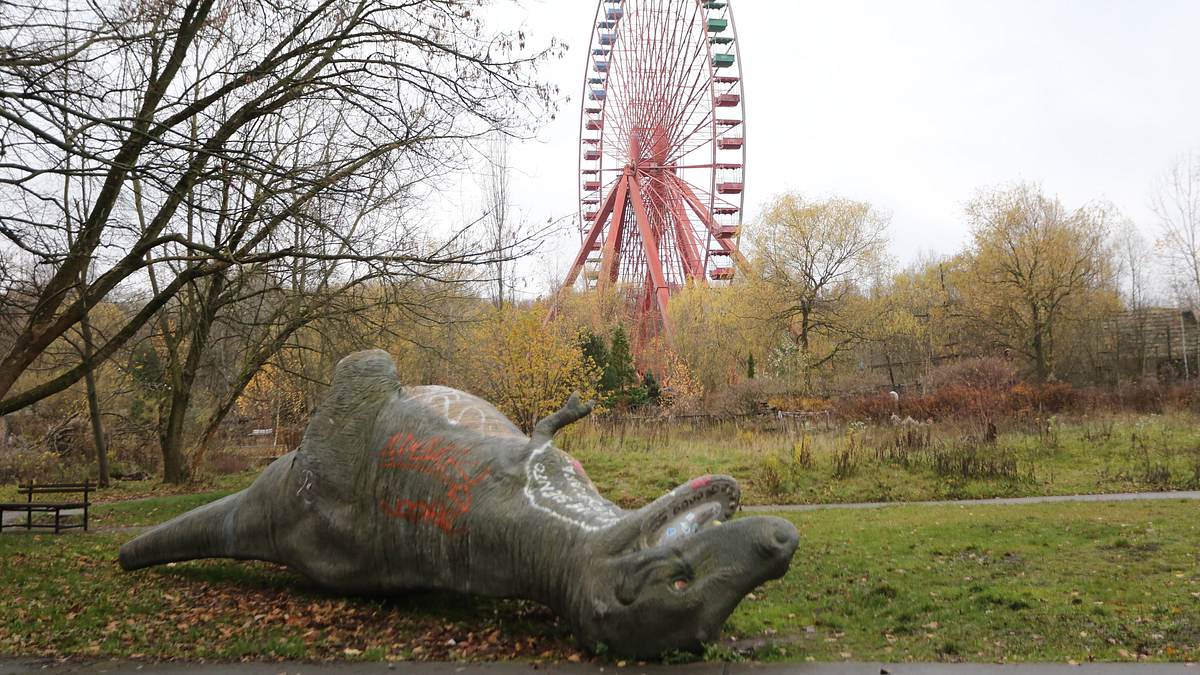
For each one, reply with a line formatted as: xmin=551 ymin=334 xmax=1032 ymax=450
xmin=757 ymin=520 xmax=799 ymax=559
xmin=773 ymin=525 xmax=794 ymax=547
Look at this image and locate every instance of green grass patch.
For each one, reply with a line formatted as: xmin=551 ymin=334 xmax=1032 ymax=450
xmin=730 ymin=499 xmax=1200 ymax=663
xmin=89 ymin=488 xmax=246 ymax=528
xmin=559 ymin=413 xmax=1200 ymax=506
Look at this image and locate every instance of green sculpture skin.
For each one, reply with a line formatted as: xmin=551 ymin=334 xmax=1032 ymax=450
xmin=119 ymin=350 xmax=799 ymax=658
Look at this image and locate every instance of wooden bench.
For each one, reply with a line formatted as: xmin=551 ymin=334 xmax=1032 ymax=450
xmin=0 ymin=481 xmax=92 ymax=534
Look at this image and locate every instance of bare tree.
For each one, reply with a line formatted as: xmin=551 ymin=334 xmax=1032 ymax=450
xmin=1153 ymin=151 xmax=1200 ymax=308
xmin=1115 ymin=223 xmax=1155 ymax=313
xmin=153 ymin=168 xmax=423 ymax=481
xmin=480 ymin=133 xmax=522 ymax=308
xmin=1113 ymin=222 xmax=1156 ymax=380
xmin=0 ymin=0 xmax=560 ymax=419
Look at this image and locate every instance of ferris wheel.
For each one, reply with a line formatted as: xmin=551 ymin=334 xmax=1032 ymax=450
xmin=562 ymin=0 xmax=748 ymax=337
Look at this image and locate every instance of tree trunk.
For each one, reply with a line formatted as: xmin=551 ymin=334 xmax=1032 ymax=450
xmin=80 ymin=313 xmax=110 ymax=487
xmin=158 ymin=275 xmax=226 ymax=484
xmin=798 ymin=306 xmax=811 ymax=354
xmin=160 ymin=388 xmax=191 ymax=483
xmin=1031 ymin=303 xmax=1048 ymax=382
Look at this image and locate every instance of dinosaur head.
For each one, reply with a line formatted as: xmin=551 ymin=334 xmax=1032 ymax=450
xmin=521 ymin=394 xmax=799 ymax=657
xmin=572 ymin=475 xmax=799 ymax=658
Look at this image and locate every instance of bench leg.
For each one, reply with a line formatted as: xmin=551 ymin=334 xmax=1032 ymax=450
xmin=83 ymin=504 xmax=89 ymax=532
xmin=54 ymin=508 xmax=61 ymax=534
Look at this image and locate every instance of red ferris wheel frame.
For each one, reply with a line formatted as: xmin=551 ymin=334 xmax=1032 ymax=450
xmin=562 ymin=0 xmax=748 ymax=340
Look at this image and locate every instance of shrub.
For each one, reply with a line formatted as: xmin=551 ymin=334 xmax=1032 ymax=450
xmin=706 ymin=379 xmax=769 ymax=417
xmin=833 ymin=446 xmax=857 ymax=479
xmin=202 ymin=451 xmax=255 ymax=476
xmin=765 ymin=393 xmax=833 ymax=413
xmin=875 ymin=417 xmax=933 ymax=465
xmin=831 ymin=392 xmax=896 ymax=423
xmin=756 ymin=454 xmax=788 ymax=499
xmin=830 ymin=380 xmax=1085 ymax=424
xmin=790 ymin=436 xmax=815 ymax=471
xmin=926 ymin=357 xmax=1019 ymax=391
xmin=1010 ymin=382 xmax=1076 ymax=414
xmin=931 ymin=445 xmax=1020 ymax=480
xmin=833 ymin=422 xmax=865 ymax=479
xmin=755 ymin=433 xmax=814 ymax=497
xmin=1140 ymin=462 xmax=1172 ymax=488
xmin=0 ymin=445 xmax=79 ymax=483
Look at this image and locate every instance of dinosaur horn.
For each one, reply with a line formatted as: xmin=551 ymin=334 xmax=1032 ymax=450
xmin=531 ymin=392 xmax=593 ymax=444
xmin=118 ymin=491 xmax=267 ymax=570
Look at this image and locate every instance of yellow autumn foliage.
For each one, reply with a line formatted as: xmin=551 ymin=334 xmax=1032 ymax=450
xmin=464 ymin=306 xmax=600 ymax=432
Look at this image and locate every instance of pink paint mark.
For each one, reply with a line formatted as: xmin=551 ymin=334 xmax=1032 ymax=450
xmin=689 ymin=476 xmax=712 ymax=491
xmin=571 ymin=458 xmax=589 ymax=479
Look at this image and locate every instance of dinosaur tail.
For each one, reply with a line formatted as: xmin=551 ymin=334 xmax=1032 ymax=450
xmin=118 ymin=491 xmax=258 ymax=570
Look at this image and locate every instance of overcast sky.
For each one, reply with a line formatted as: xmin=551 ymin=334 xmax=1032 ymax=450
xmin=451 ymin=0 xmax=1200 ymax=299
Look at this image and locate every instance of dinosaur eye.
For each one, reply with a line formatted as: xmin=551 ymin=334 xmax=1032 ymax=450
xmin=673 ymin=579 xmax=688 ymax=591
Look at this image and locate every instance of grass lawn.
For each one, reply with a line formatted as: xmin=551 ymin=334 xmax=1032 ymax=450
xmin=8 ymin=413 xmax=1200 ymax=514
xmin=730 ymin=499 xmax=1200 ymax=663
xmin=1 ymin=492 xmax=1197 ymax=664
xmin=560 ymin=413 xmax=1200 ymax=507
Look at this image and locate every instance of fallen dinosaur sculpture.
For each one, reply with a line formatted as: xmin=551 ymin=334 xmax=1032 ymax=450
xmin=120 ymin=349 xmax=799 ymax=657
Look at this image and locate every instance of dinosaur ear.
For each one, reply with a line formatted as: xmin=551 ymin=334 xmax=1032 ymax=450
xmin=601 ymin=475 xmax=740 ymax=552
xmin=531 ymin=392 xmax=593 ymax=445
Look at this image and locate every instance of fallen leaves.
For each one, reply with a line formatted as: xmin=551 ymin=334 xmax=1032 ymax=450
xmin=0 ymin=537 xmax=575 ymax=663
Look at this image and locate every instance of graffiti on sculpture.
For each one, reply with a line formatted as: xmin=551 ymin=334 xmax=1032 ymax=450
xmin=523 ymin=442 xmax=622 ymax=532
xmin=406 ymin=385 xmax=525 ymax=437
xmin=376 ymin=431 xmax=491 ymax=535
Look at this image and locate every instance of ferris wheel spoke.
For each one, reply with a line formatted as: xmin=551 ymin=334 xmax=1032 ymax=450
xmin=669 ymin=173 xmax=745 ymax=265
xmin=647 ymin=7 xmax=707 ymax=145
xmin=604 ymin=0 xmax=711 ymax=162
xmin=664 ymin=181 xmax=706 ymax=280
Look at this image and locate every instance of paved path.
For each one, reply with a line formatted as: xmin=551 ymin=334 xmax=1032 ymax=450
xmin=2 ymin=659 xmax=1197 ymax=674
xmin=742 ymin=490 xmax=1200 ymax=513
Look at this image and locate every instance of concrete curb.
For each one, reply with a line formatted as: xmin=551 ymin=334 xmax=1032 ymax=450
xmin=2 ymin=659 xmax=1197 ymax=674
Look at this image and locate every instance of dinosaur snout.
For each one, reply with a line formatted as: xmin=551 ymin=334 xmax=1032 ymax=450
xmin=752 ymin=517 xmax=800 ymax=564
